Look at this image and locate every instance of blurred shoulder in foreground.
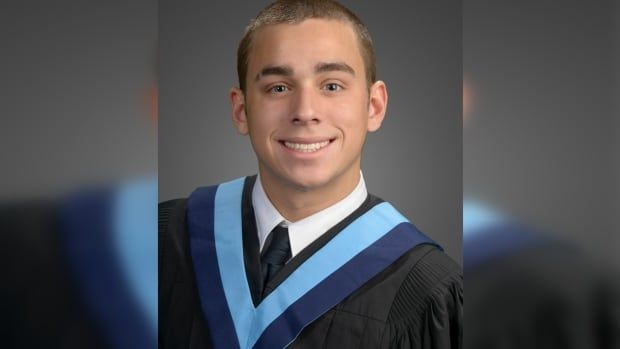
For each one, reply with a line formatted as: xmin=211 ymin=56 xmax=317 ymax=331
xmin=464 ymin=200 xmax=620 ymax=349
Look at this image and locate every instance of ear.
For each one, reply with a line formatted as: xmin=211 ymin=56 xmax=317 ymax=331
xmin=367 ymin=80 xmax=388 ymax=132
xmin=230 ymin=87 xmax=249 ymax=135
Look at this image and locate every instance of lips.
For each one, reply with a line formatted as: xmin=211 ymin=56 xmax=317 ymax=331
xmin=278 ymin=138 xmax=335 ymax=153
xmin=283 ymin=140 xmax=330 ymax=152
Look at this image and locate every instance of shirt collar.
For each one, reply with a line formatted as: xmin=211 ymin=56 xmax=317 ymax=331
xmin=252 ymin=173 xmax=368 ymax=257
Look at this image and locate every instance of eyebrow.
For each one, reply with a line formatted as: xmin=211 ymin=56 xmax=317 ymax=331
xmin=255 ymin=65 xmax=293 ymax=81
xmin=255 ymin=62 xmax=356 ymax=82
xmin=314 ymin=62 xmax=355 ymax=76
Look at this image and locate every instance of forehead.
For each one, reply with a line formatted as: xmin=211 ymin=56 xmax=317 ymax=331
xmin=247 ymin=18 xmax=364 ymax=76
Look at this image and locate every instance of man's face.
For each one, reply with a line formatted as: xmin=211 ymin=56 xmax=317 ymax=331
xmin=231 ymin=19 xmax=386 ymax=192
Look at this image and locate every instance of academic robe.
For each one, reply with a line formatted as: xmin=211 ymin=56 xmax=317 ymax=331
xmin=159 ymin=176 xmax=462 ymax=349
xmin=1 ymin=179 xmax=157 ymax=349
xmin=463 ymin=201 xmax=620 ymax=348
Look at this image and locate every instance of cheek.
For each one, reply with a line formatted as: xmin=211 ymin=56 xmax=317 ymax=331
xmin=335 ymin=101 xmax=368 ymax=139
xmin=247 ymin=120 xmax=271 ymax=149
xmin=248 ymin=95 xmax=290 ymax=121
xmin=246 ymin=106 xmax=284 ymax=148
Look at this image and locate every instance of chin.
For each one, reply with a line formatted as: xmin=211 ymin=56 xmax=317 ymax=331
xmin=288 ymin=177 xmax=331 ymax=192
xmin=283 ymin=169 xmax=335 ymax=191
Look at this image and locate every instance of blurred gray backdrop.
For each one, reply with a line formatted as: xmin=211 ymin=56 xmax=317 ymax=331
xmin=159 ymin=0 xmax=462 ymax=262
xmin=464 ymin=0 xmax=619 ymax=263
xmin=0 ymin=0 xmax=157 ymax=199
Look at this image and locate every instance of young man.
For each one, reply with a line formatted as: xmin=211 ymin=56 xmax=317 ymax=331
xmin=159 ymin=1 xmax=462 ymax=348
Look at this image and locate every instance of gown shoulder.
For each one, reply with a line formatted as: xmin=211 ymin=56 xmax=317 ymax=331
xmin=383 ymin=246 xmax=462 ymax=348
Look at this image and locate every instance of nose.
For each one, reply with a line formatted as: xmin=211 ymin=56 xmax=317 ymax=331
xmin=291 ymin=86 xmax=319 ymax=125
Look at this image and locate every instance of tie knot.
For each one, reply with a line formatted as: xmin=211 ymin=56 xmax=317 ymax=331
xmin=261 ymin=225 xmax=291 ymax=265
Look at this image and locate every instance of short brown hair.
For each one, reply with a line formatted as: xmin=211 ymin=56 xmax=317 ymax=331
xmin=237 ymin=0 xmax=376 ymax=92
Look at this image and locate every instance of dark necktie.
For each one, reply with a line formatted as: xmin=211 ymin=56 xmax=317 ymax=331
xmin=260 ymin=225 xmax=291 ymax=290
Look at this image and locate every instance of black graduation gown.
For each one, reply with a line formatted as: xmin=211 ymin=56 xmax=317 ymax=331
xmin=1 ymin=185 xmax=156 ymax=349
xmin=464 ymin=221 xmax=620 ymax=349
xmin=1 ymin=201 xmax=107 ymax=349
xmin=159 ymin=176 xmax=462 ymax=349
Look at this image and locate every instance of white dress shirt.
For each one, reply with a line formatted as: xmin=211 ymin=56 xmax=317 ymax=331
xmin=252 ymin=173 xmax=368 ymax=257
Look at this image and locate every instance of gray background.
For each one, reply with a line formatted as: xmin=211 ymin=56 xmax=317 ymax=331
xmin=464 ymin=0 xmax=619 ymax=264
xmin=0 ymin=0 xmax=157 ymax=200
xmin=159 ymin=0 xmax=462 ymax=262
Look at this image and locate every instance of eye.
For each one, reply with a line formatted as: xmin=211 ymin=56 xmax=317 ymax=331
xmin=269 ymin=84 xmax=289 ymax=93
xmin=323 ymin=83 xmax=343 ymax=92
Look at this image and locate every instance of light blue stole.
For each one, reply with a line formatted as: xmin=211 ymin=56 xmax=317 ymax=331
xmin=188 ymin=177 xmax=438 ymax=349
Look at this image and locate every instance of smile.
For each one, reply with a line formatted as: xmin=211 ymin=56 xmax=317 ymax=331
xmin=282 ymin=140 xmax=331 ymax=153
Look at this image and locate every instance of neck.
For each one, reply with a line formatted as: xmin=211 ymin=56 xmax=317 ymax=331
xmin=259 ymin=166 xmax=361 ymax=222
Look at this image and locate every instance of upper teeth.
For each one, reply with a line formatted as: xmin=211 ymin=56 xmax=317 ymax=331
xmin=284 ymin=140 xmax=330 ymax=152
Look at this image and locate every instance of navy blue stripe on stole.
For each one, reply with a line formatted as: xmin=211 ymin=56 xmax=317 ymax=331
xmin=187 ymin=185 xmax=240 ymax=349
xmin=254 ymin=222 xmax=438 ymax=349
xmin=464 ymin=222 xmax=547 ymax=271
xmin=60 ymin=187 xmax=155 ymax=349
